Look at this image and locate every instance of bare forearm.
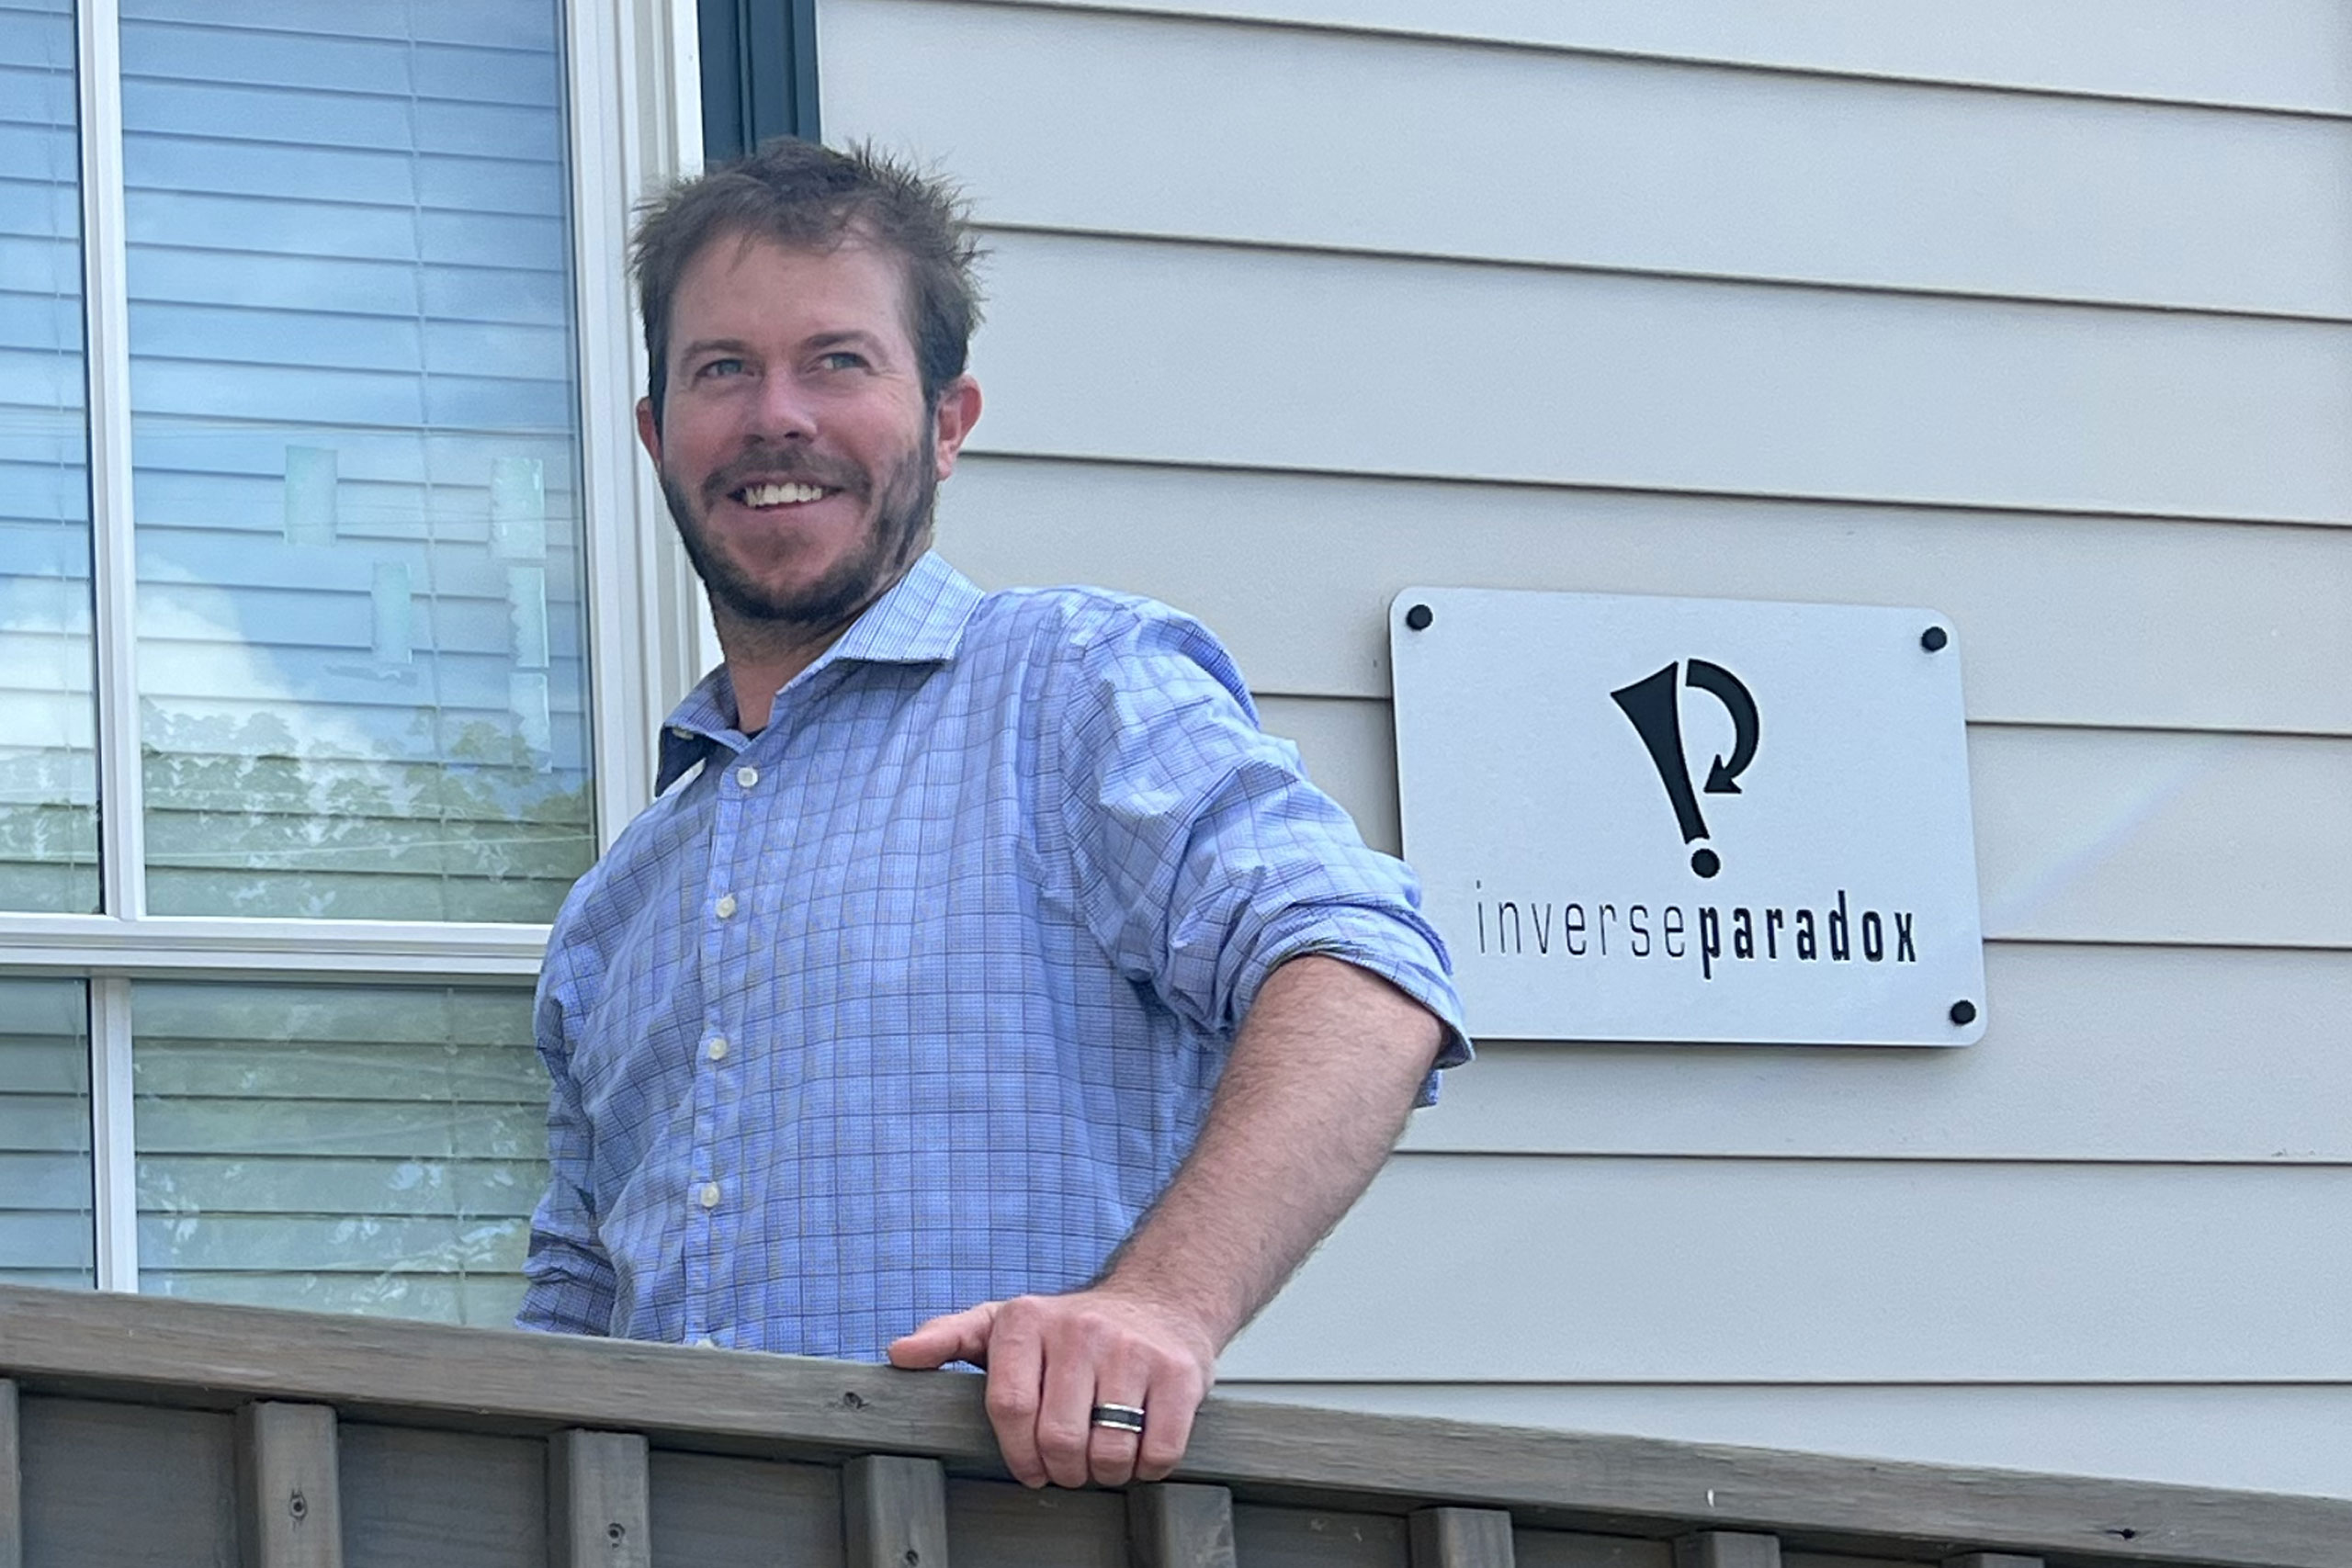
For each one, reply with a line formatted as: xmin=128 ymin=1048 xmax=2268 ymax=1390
xmin=1097 ymin=953 xmax=1444 ymax=1348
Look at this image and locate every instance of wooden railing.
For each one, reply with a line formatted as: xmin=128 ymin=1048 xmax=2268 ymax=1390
xmin=1 ymin=1285 xmax=2343 ymax=1568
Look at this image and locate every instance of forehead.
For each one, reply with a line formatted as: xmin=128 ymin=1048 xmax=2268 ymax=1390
xmin=668 ymin=229 xmax=915 ymax=353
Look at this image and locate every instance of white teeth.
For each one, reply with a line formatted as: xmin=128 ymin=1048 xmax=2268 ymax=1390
xmin=741 ymin=481 xmax=827 ymax=506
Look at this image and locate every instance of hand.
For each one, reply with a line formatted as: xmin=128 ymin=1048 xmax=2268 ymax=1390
xmin=888 ymin=1287 xmax=1218 ymax=1489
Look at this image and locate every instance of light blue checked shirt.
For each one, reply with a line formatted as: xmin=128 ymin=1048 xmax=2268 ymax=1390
xmin=518 ymin=553 xmax=1467 ymax=1359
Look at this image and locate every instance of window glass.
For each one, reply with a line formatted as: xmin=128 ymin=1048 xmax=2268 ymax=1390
xmin=0 ymin=0 xmax=100 ymax=914
xmin=120 ymin=0 xmax=595 ymax=920
xmin=0 ymin=977 xmax=94 ymax=1289
xmin=134 ymin=979 xmax=545 ymax=1325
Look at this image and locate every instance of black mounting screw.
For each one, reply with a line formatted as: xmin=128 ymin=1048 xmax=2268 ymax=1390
xmin=1405 ymin=604 xmax=1434 ymax=631
xmin=1920 ymin=626 xmax=1949 ymax=652
xmin=1950 ymin=999 xmax=1977 ymax=1026
xmin=608 ymin=1523 xmax=627 ymax=1545
xmin=288 ymin=1492 xmax=308 ymax=1521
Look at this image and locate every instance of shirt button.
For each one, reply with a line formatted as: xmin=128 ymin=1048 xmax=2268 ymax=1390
xmin=707 ymin=1035 xmax=729 ymax=1062
xmin=734 ymin=764 xmax=759 ymax=788
xmin=714 ymin=893 xmax=737 ymax=919
xmin=695 ymin=1336 xmax=716 ymax=1348
xmin=698 ymin=1181 xmax=721 ymax=1209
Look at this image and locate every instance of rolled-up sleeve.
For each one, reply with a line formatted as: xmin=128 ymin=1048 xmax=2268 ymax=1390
xmin=1048 ymin=602 xmax=1471 ymax=1082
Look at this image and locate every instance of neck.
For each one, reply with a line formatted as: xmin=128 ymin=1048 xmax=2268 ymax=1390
xmin=710 ymin=567 xmax=908 ymax=733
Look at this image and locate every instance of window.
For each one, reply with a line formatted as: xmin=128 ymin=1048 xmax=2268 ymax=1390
xmin=0 ymin=0 xmax=697 ymax=1323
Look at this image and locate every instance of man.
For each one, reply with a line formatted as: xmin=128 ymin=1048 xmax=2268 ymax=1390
xmin=518 ymin=139 xmax=1468 ymax=1491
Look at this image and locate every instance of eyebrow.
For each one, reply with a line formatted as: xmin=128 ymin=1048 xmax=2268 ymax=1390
xmin=675 ymin=330 xmax=894 ymax=364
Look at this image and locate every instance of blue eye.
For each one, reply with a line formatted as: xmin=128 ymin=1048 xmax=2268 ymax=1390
xmin=696 ymin=356 xmax=745 ymax=378
xmin=817 ymin=351 xmax=867 ymax=371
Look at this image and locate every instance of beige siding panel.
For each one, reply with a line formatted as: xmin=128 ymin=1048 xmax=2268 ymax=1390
xmin=1972 ymin=728 xmax=2350 ymax=948
xmin=963 ymin=232 xmax=2352 ymax=525
xmin=830 ymin=1 xmax=2352 ymax=317
xmin=939 ymin=457 xmax=2352 ymax=736
xmin=1223 ymin=1156 xmax=2352 ymax=1381
xmin=965 ymin=0 xmax=2352 ymax=113
xmin=1398 ymin=946 xmax=2352 ymax=1163
xmin=1216 ymin=1383 xmax=2352 ymax=1501
xmin=1251 ymin=695 xmax=2352 ymax=950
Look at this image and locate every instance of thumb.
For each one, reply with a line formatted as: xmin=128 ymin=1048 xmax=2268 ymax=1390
xmin=888 ymin=1301 xmax=999 ymax=1370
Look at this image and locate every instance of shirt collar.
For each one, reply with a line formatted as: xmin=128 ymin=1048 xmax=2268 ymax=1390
xmin=654 ymin=552 xmax=984 ymax=794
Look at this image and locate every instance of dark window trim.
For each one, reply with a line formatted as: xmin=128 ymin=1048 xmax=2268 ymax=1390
xmin=700 ymin=0 xmax=820 ymax=161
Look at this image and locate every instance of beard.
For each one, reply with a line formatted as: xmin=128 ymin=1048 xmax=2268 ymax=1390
xmin=660 ymin=429 xmax=938 ymax=634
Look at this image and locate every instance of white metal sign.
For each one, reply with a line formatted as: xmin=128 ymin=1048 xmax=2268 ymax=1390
xmin=1391 ymin=588 xmax=1986 ymax=1045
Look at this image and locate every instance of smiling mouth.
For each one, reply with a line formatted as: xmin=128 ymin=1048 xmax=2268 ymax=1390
xmin=732 ymin=480 xmax=839 ymax=509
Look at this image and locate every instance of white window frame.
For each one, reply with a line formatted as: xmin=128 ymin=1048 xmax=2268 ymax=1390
xmin=2 ymin=0 xmax=706 ymax=1291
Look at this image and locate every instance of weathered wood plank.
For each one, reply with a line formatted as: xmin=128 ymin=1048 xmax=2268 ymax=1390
xmin=1412 ymin=1507 xmax=1515 ymax=1566
xmin=1233 ymin=1502 xmax=1408 ymax=1566
xmin=548 ymin=1430 xmax=650 ymax=1568
xmin=1676 ymin=1535 xmax=1781 ymax=1568
xmin=1945 ymin=1556 xmax=2045 ymax=1568
xmin=0 ymin=1382 xmax=18 ymax=1568
xmin=16 ymin=1397 xmax=238 ymax=1566
xmin=1513 ymin=1530 xmax=1668 ymax=1568
xmin=237 ymin=1402 xmax=343 ymax=1568
xmin=3 ymin=1287 xmax=2348 ymax=1568
xmin=339 ymin=1425 xmax=543 ymax=1568
xmin=1129 ymin=1483 xmax=1237 ymax=1568
xmin=648 ymin=1451 xmax=843 ymax=1568
xmin=843 ymin=1454 xmax=949 ymax=1568
xmin=946 ymin=1477 xmax=1124 ymax=1567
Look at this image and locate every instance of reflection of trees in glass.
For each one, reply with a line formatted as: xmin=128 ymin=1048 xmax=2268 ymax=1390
xmin=133 ymin=987 xmax=547 ymax=1326
xmin=140 ymin=705 xmax=593 ymax=921
xmin=0 ymin=750 xmax=100 ymax=911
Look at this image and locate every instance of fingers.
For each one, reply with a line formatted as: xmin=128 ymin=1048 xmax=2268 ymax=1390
xmin=1132 ymin=1358 xmax=1204 ymax=1483
xmin=960 ymin=1292 xmax=1215 ymax=1490
xmin=887 ymin=1302 xmax=998 ymax=1370
xmin=981 ymin=1302 xmax=1049 ymax=1487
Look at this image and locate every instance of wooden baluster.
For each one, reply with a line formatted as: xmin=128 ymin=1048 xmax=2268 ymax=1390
xmin=235 ymin=1402 xmax=343 ymax=1568
xmin=1 ymin=1380 xmax=21 ymax=1568
xmin=548 ymin=1429 xmax=651 ymax=1568
xmin=1410 ymin=1506 xmax=1516 ymax=1566
xmin=1675 ymin=1531 xmax=1781 ymax=1568
xmin=843 ymin=1454 xmax=950 ymax=1568
xmin=1129 ymin=1482 xmax=1238 ymax=1568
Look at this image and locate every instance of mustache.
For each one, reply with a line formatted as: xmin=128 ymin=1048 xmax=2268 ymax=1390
xmin=702 ymin=447 xmax=869 ymax=502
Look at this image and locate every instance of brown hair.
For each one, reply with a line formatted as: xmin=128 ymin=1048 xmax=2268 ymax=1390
xmin=631 ymin=138 xmax=984 ymax=427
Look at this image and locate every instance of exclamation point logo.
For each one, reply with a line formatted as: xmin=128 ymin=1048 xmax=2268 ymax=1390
xmin=1610 ymin=660 xmax=1759 ymax=879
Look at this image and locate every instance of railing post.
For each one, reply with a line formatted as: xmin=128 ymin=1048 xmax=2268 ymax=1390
xmin=1129 ymin=1482 xmax=1237 ymax=1568
xmin=1410 ymin=1506 xmax=1516 ymax=1566
xmin=548 ymin=1430 xmax=650 ymax=1568
xmin=1 ymin=1380 xmax=20 ymax=1568
xmin=843 ymin=1454 xmax=949 ymax=1568
xmin=235 ymin=1402 xmax=343 ymax=1568
xmin=1676 ymin=1531 xmax=1781 ymax=1568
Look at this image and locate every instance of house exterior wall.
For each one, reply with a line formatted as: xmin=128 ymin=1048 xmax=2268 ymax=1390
xmin=820 ymin=0 xmax=2352 ymax=1495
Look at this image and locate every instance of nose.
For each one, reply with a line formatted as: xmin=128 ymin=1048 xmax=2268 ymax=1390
xmin=745 ymin=367 xmax=819 ymax=443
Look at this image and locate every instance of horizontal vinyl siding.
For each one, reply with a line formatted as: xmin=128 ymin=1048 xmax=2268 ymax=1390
xmin=824 ymin=0 xmax=2352 ymax=1494
xmin=960 ymin=231 xmax=2352 ymax=525
xmin=955 ymin=0 xmax=2352 ymax=114
xmin=941 ymin=457 xmax=2352 ymax=737
xmin=1248 ymin=694 xmax=2352 ymax=950
xmin=1393 ymin=946 xmax=2352 ymax=1164
xmin=831 ymin=0 xmax=2352 ymax=316
xmin=1224 ymin=1156 xmax=2352 ymax=1382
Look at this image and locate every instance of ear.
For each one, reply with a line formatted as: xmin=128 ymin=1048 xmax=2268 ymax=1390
xmin=635 ymin=395 xmax=662 ymax=466
xmin=929 ymin=376 xmax=983 ymax=480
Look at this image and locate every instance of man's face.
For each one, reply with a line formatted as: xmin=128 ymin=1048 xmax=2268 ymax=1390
xmin=637 ymin=231 xmax=979 ymax=631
